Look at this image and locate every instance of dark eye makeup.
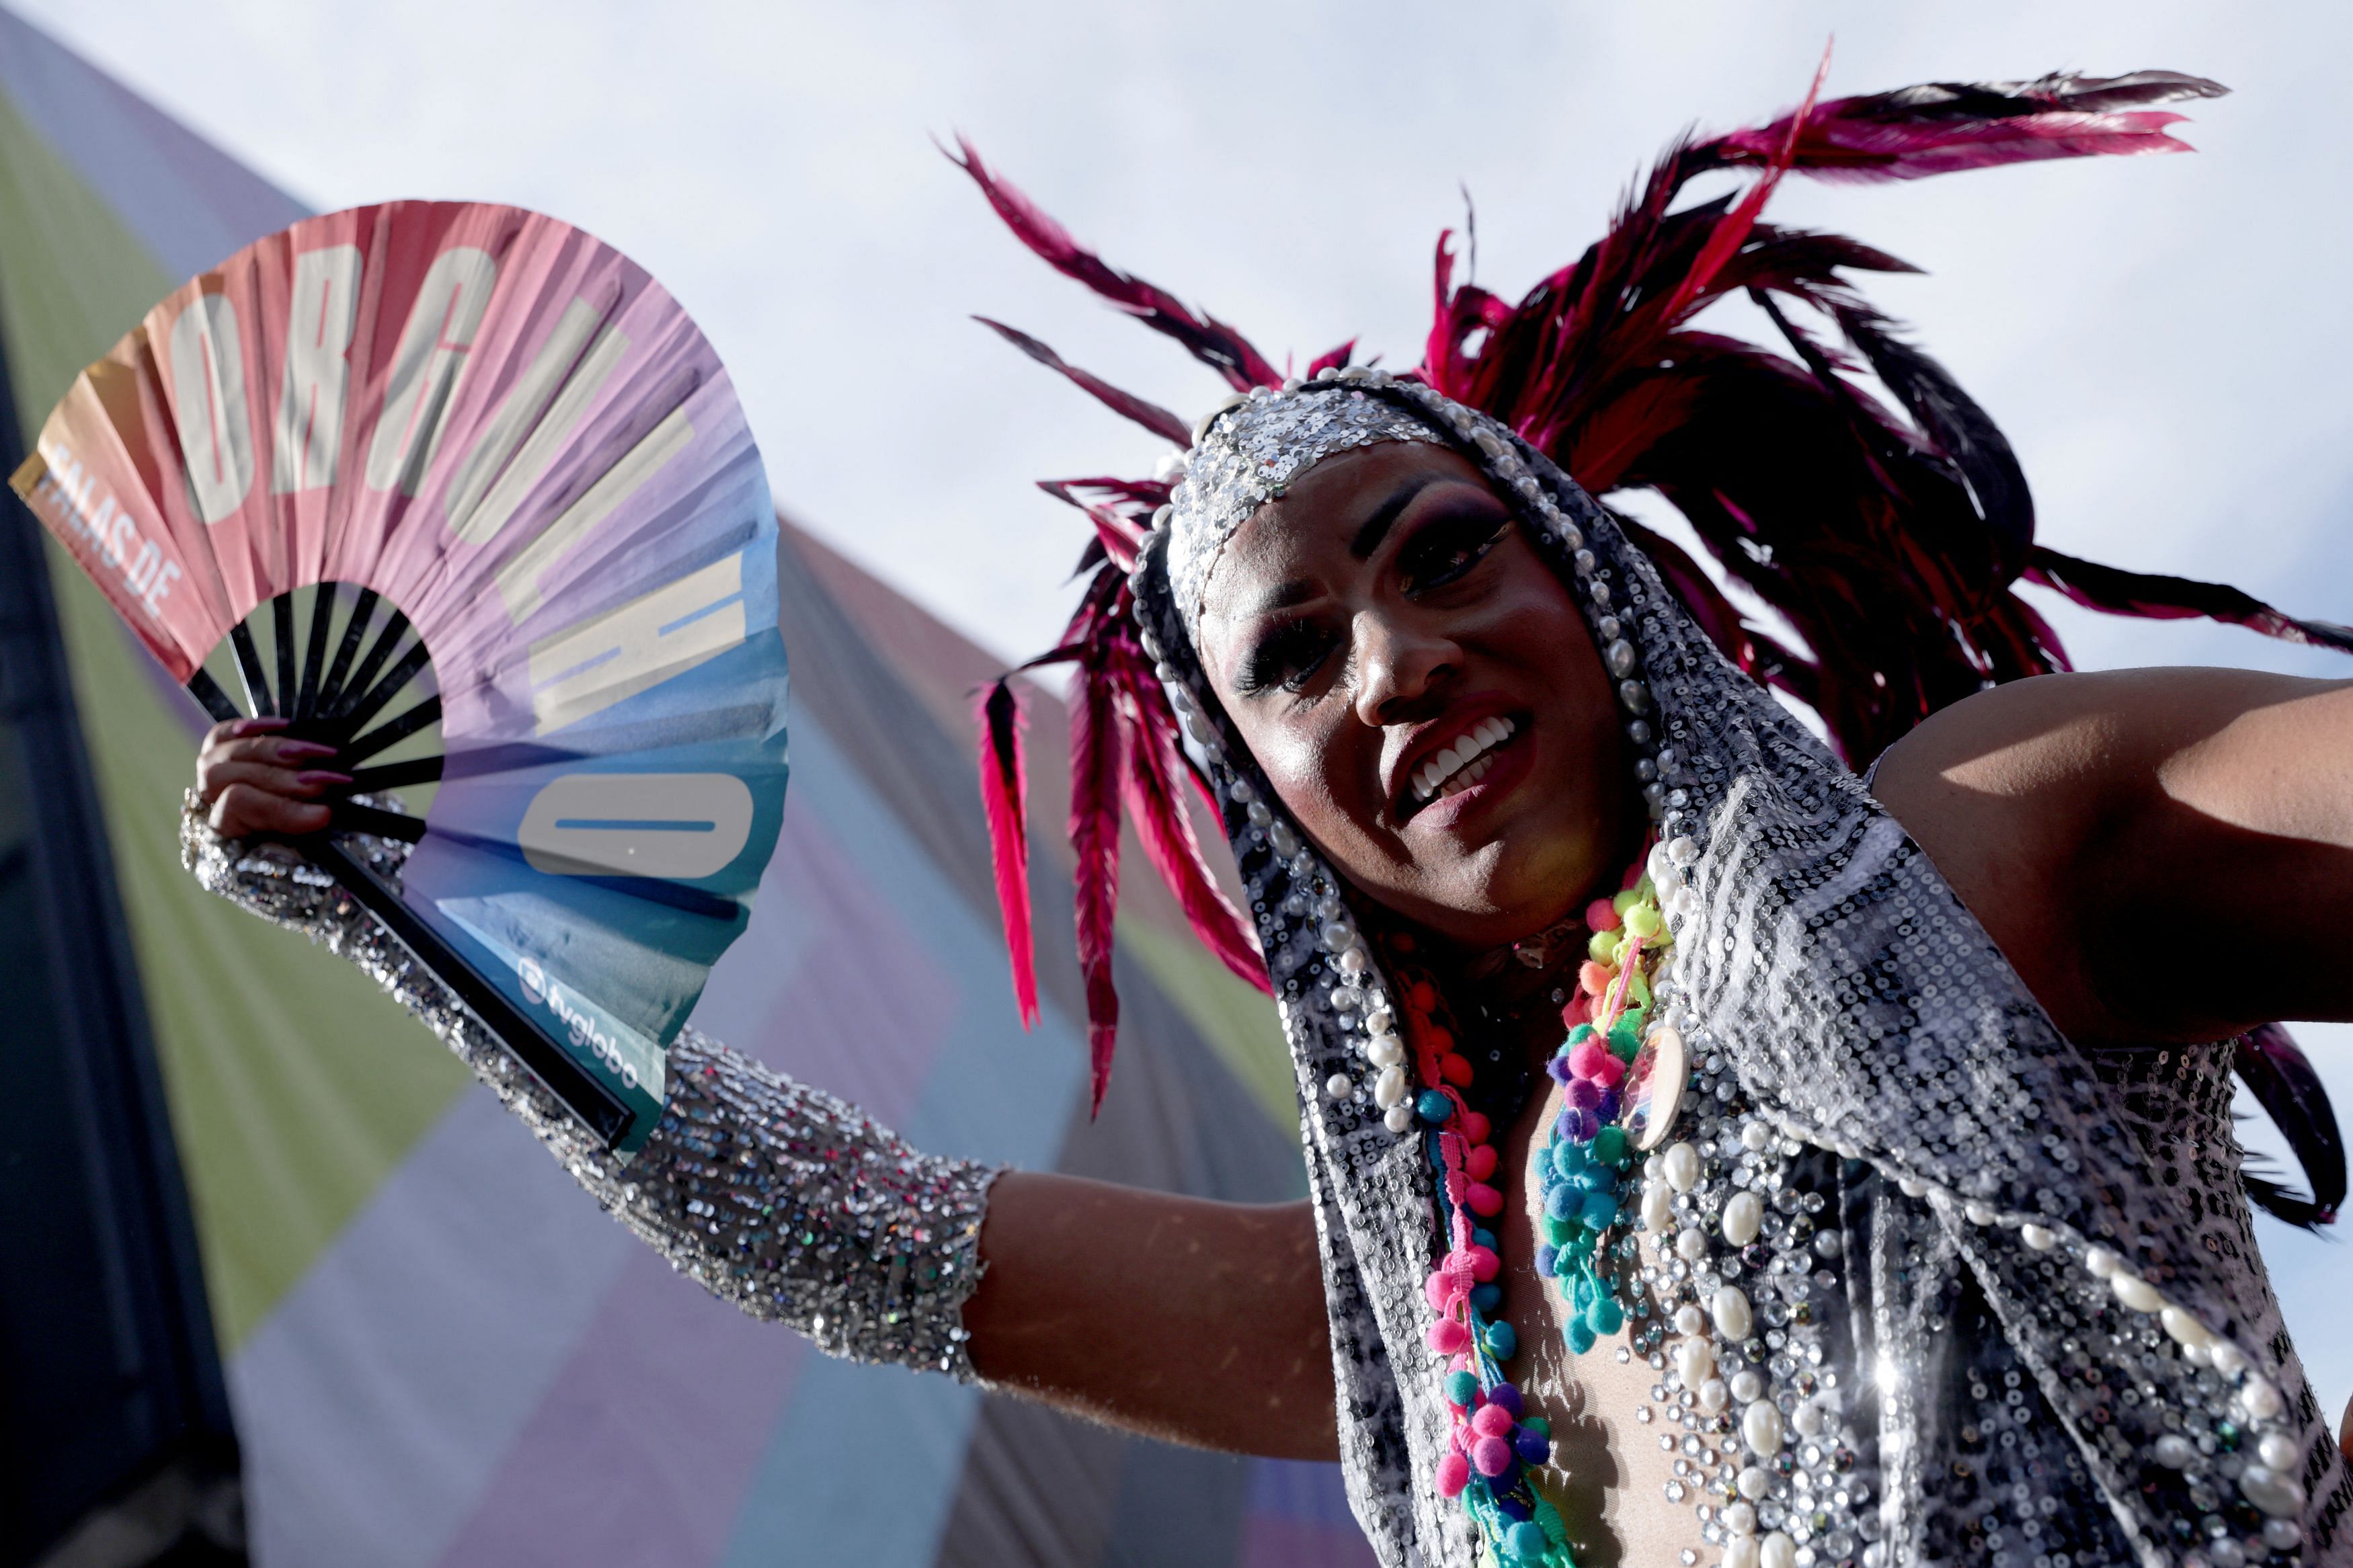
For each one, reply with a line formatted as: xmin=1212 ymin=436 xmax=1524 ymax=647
xmin=1229 ymin=499 xmax=1515 ymax=701
xmin=1396 ymin=501 xmax=1513 ymax=594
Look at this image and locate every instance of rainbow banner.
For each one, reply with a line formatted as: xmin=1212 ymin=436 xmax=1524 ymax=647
xmin=0 ymin=6 xmax=1374 ymax=1564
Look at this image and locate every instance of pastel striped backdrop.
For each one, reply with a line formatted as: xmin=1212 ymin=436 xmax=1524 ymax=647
xmin=0 ymin=7 xmax=1374 ymax=1563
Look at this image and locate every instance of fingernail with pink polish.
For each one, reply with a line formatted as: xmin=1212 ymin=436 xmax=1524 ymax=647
xmin=232 ymin=716 xmax=292 ymax=736
xmin=278 ymin=740 xmax=340 ymax=759
xmin=295 ymin=771 xmax=353 ymax=788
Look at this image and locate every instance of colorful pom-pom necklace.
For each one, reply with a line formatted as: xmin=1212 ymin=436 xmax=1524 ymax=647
xmin=1386 ymin=845 xmax=1673 ymax=1567
xmin=1533 ymin=866 xmax=1673 ymax=1352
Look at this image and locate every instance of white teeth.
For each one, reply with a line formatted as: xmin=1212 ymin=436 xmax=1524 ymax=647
xmin=1410 ymin=716 xmax=1519 ymax=804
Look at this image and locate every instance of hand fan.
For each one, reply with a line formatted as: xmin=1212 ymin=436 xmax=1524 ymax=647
xmin=9 ymin=201 xmax=789 ymax=1153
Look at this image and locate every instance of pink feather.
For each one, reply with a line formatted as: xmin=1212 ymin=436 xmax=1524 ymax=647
xmin=948 ymin=136 xmax=1285 ymax=391
xmin=975 ymin=317 xmax=1193 ymax=446
xmin=1068 ymin=651 xmax=1127 ymax=1115
xmin=975 ymin=679 xmax=1039 ymax=1028
xmin=1661 ymin=46 xmax=1831 ymax=326
xmin=1305 ymin=339 xmax=1357 ymax=378
xmin=1037 ymin=477 xmax=1173 ymax=515
xmin=1703 ymin=69 xmax=2226 ymax=184
xmin=1115 ymin=645 xmax=1271 ymax=997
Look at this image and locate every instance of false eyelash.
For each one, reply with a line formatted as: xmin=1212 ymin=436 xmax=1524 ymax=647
xmin=1236 ymin=618 xmax=1337 ymax=698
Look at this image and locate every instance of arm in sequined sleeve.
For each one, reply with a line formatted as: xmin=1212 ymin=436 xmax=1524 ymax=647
xmin=179 ymin=790 xmax=1000 ymax=1378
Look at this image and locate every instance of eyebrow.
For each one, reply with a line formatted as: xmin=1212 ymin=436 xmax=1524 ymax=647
xmin=1221 ymin=474 xmax=1487 ymax=624
xmin=1349 ymin=473 xmax=1445 ymax=560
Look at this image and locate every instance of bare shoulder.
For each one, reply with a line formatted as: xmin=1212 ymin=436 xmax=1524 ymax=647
xmin=1866 ymin=667 xmax=2352 ymax=1040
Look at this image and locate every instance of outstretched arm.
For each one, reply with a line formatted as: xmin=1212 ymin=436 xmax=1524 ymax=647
xmin=1870 ymin=667 xmax=2353 ymax=1044
xmin=194 ymin=720 xmax=1339 ymax=1460
xmin=967 ymin=1175 xmax=1335 ymax=1456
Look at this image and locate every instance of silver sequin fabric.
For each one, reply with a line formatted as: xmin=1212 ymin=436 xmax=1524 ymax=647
xmin=1165 ymin=387 xmax=1443 ymax=645
xmin=1129 ymin=372 xmax=2352 ymax=1568
xmin=180 ymin=791 xmax=998 ymax=1378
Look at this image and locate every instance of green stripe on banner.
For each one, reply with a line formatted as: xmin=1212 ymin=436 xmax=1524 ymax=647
xmin=48 ymin=542 xmax=474 ymax=1350
xmin=1 ymin=81 xmax=475 ymax=1350
xmin=0 ymin=81 xmax=171 ymax=420
xmin=1117 ymin=917 xmax=1299 ymax=1138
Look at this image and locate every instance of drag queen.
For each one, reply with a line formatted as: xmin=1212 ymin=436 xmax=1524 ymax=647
xmin=187 ymin=71 xmax=2353 ymax=1567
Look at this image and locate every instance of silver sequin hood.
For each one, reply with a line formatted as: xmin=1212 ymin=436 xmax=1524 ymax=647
xmin=1128 ymin=369 xmax=2351 ymax=1568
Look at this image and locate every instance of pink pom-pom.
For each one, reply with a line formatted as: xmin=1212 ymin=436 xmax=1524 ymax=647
xmin=1568 ymin=1041 xmax=1613 ymax=1080
xmin=1472 ymin=1435 xmax=1514 ymax=1477
xmin=1586 ymin=897 xmax=1621 ymax=933
xmin=1436 ymin=1452 xmax=1472 ymax=1497
xmin=1462 ymin=1112 xmax=1492 ymax=1144
xmin=1470 ymin=1402 xmax=1513 ymax=1438
xmin=1465 ymin=1245 xmax=1500 ymax=1282
xmin=1425 ymin=1270 xmax=1455 ymax=1311
xmin=1562 ymin=993 xmax=1593 ymax=1029
xmin=1466 ymin=1144 xmax=1499 ymax=1182
xmin=1466 ymin=1182 xmax=1505 ymax=1217
xmin=1427 ymin=1318 xmax=1470 ymax=1354
xmin=1588 ymin=1052 xmax=1626 ymax=1089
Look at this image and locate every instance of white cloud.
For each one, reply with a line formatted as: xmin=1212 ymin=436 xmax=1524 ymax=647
xmin=28 ymin=0 xmax=2353 ymax=1428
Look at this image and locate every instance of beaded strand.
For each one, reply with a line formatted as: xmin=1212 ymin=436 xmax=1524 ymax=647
xmin=1384 ymin=939 xmax=1579 ymax=1567
xmin=1531 ymin=860 xmax=1668 ymax=1353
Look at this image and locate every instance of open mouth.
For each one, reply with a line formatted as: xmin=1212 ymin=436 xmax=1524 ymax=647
xmin=1405 ymin=714 xmax=1521 ymax=815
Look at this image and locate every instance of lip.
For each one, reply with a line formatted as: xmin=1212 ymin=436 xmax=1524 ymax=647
xmin=1389 ymin=693 xmax=1529 ymax=825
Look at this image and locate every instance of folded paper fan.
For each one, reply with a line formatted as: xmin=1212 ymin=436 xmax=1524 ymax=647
xmin=9 ymin=201 xmax=789 ymax=1152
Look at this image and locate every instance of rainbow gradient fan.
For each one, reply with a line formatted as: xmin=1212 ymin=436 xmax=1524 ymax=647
xmin=9 ymin=201 xmax=789 ymax=1152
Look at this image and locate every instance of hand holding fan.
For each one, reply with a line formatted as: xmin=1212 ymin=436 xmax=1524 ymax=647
xmin=10 ymin=202 xmax=790 ymax=1151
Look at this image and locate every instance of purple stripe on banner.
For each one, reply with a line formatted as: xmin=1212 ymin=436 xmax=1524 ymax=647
xmin=688 ymin=786 xmax=960 ymax=1130
xmin=432 ymin=1245 xmax=810 ymax=1568
xmin=736 ymin=802 xmax=958 ymax=1126
xmin=0 ymin=7 xmax=308 ymax=278
xmin=1238 ymin=1460 xmax=1378 ymax=1568
xmin=432 ymin=776 xmax=965 ymax=1568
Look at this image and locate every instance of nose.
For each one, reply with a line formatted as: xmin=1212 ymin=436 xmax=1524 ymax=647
xmin=1351 ymin=608 xmax=1458 ymax=728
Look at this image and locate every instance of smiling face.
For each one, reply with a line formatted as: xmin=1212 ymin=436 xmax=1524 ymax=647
xmin=1194 ymin=440 xmax=1634 ymax=950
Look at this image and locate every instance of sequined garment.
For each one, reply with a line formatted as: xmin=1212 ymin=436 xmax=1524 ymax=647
xmin=1162 ymin=388 xmax=1442 ymax=646
xmin=1133 ymin=372 xmax=2351 ymax=1567
xmin=180 ymin=791 xmax=998 ymax=1378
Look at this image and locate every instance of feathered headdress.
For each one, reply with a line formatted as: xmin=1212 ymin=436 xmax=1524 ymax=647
xmin=959 ymin=63 xmax=2348 ymax=1225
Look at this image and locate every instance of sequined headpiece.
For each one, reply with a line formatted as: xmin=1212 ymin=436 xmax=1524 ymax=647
xmin=948 ymin=79 xmax=2344 ymax=1227
xmin=1164 ymin=384 xmax=1443 ymax=643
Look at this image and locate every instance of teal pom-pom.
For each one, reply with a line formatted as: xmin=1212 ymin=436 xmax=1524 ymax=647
xmin=1589 ymin=1296 xmax=1624 ymax=1335
xmin=1552 ymin=1141 xmax=1590 ymax=1181
xmin=1566 ymin=1316 xmax=1597 ymax=1354
xmin=1484 ymin=1320 xmax=1518 ymax=1359
xmin=1507 ymin=1521 xmax=1551 ymax=1560
xmin=1470 ymin=1282 xmax=1503 ymax=1314
xmin=1445 ymin=1369 xmax=1480 ymax=1407
xmin=1417 ymin=1089 xmax=1453 ymax=1124
xmin=1472 ymin=1227 xmax=1498 ymax=1251
xmin=1607 ymin=1023 xmax=1639 ymax=1061
xmin=1579 ymin=1192 xmax=1620 ymax=1229
xmin=1566 ymin=1023 xmax=1595 ymax=1045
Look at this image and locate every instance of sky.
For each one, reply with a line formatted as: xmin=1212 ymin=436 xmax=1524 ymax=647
xmin=22 ymin=0 xmax=2352 ymax=1416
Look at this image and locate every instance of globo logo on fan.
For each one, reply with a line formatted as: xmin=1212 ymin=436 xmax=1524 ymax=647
xmin=514 ymin=954 xmax=662 ymax=1097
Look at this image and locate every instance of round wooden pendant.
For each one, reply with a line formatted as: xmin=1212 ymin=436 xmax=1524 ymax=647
xmin=1619 ymin=1022 xmax=1689 ymax=1152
